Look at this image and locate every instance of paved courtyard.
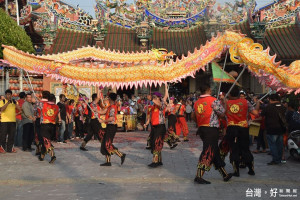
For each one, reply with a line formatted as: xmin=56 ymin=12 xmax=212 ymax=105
xmin=0 ymin=124 xmax=299 ymax=200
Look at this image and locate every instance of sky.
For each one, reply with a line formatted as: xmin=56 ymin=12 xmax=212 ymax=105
xmin=62 ymin=0 xmax=275 ymax=18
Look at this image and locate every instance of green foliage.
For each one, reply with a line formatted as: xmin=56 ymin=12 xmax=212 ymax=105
xmin=0 ymin=8 xmax=34 ymax=58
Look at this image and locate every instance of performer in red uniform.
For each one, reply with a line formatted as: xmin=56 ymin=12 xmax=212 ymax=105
xmin=82 ymin=96 xmax=89 ymax=135
xmin=39 ymin=94 xmax=60 ymax=163
xmin=144 ymin=85 xmax=168 ymax=168
xmin=175 ymin=98 xmax=189 ymax=141
xmin=80 ymin=89 xmax=105 ymax=151
xmin=164 ymin=97 xmax=178 ymax=149
xmin=224 ymin=86 xmax=259 ymax=177
xmin=193 ymin=84 xmax=232 ymax=184
xmin=34 ymin=91 xmax=50 ymax=156
xmin=100 ymin=93 xmax=126 ymax=166
xmin=74 ymin=98 xmax=84 ymax=138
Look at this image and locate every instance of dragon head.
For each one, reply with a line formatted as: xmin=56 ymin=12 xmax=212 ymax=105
xmin=151 ymin=48 xmax=175 ymax=62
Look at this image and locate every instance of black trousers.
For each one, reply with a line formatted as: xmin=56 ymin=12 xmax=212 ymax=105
xmin=64 ymin=123 xmax=69 ymax=141
xmin=256 ymin=129 xmax=266 ymax=150
xmin=168 ymin=114 xmax=176 ymax=132
xmin=151 ymin=124 xmax=166 ymax=154
xmin=101 ymin=124 xmax=118 ymax=156
xmin=227 ymin=126 xmax=254 ymax=165
xmin=41 ymin=124 xmax=55 ymax=139
xmin=141 ymin=113 xmax=146 ymax=125
xmin=84 ymin=119 xmax=102 ymax=143
xmin=41 ymin=123 xmax=55 ymax=153
xmin=83 ymin=117 xmax=90 ymax=134
xmin=23 ymin=123 xmax=34 ymax=150
xmin=186 ymin=113 xmax=192 ymax=122
xmin=146 ymin=125 xmax=153 ymax=147
xmin=197 ymin=126 xmax=225 ymax=171
xmin=165 ymin=115 xmax=177 ymax=143
xmin=53 ymin=124 xmax=58 ymax=141
xmin=0 ymin=122 xmax=16 ymax=152
xmin=75 ymin=117 xmax=84 ymax=138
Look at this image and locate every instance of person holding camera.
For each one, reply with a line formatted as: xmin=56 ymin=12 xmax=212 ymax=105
xmin=0 ymin=89 xmax=21 ymax=153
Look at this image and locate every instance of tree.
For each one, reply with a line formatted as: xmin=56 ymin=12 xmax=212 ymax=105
xmin=0 ymin=8 xmax=34 ymax=58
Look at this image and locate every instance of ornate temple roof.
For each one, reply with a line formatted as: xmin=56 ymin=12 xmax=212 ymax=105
xmin=99 ymin=23 xmax=140 ymax=53
xmin=262 ymin=23 xmax=300 ymax=61
xmin=149 ymin=25 xmax=207 ymax=56
xmin=48 ymin=29 xmax=94 ymax=54
xmin=47 ymin=20 xmax=252 ymax=56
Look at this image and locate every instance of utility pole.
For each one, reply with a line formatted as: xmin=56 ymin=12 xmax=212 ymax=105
xmin=16 ymin=0 xmax=23 ymax=91
xmin=5 ymin=0 xmax=8 ymax=13
xmin=4 ymin=0 xmax=9 ymax=90
xmin=16 ymin=0 xmax=19 ymax=25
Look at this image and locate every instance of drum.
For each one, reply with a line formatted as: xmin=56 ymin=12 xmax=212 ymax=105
xmin=249 ymin=122 xmax=260 ymax=137
xmin=125 ymin=114 xmax=137 ymax=131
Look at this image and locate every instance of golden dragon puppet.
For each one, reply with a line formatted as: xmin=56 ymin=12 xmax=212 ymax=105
xmin=2 ymin=31 xmax=299 ymax=93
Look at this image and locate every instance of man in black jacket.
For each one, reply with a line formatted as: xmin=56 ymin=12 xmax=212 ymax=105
xmin=261 ymin=94 xmax=286 ymax=165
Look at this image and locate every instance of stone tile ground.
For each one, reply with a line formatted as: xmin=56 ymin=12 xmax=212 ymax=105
xmin=0 ymin=124 xmax=299 ymax=200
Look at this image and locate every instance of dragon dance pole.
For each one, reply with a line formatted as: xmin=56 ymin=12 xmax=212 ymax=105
xmin=23 ymin=70 xmax=39 ymax=101
xmin=5 ymin=0 xmax=8 ymax=12
xmin=259 ymin=90 xmax=273 ymax=101
xmin=15 ymin=0 xmax=19 ymax=25
xmin=253 ymin=90 xmax=273 ymax=106
xmin=71 ymin=84 xmax=101 ymax=121
xmin=225 ymin=65 xmax=247 ymax=99
xmin=21 ymin=71 xmax=40 ymax=104
xmin=22 ymin=73 xmax=31 ymax=91
xmin=167 ymin=83 xmax=170 ymax=102
xmin=217 ymin=50 xmax=228 ymax=99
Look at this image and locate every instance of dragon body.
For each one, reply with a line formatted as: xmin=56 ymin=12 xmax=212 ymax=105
xmin=2 ymin=31 xmax=299 ymax=93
